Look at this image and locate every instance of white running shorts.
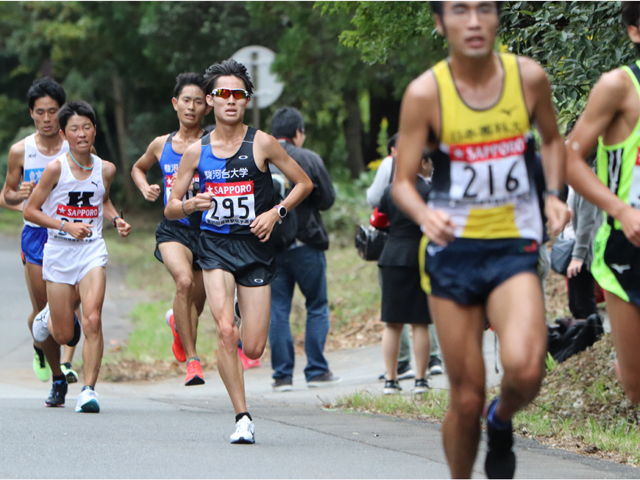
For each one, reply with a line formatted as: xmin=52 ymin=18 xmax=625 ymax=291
xmin=43 ymin=238 xmax=108 ymax=285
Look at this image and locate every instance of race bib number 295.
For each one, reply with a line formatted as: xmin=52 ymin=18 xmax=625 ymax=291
xmin=203 ymin=181 xmax=256 ymax=227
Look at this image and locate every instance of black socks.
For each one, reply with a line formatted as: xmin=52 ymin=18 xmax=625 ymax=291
xmin=236 ymin=412 xmax=252 ymax=423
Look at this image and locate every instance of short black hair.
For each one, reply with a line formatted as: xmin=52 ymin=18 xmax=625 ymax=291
xmin=622 ymin=1 xmax=640 ymax=27
xmin=58 ymin=100 xmax=97 ymax=132
xmin=203 ymin=59 xmax=254 ymax=96
xmin=387 ymin=133 xmax=398 ymax=156
xmin=27 ymin=77 xmax=66 ymax=110
xmin=174 ymin=72 xmax=207 ymax=98
xmin=271 ymin=107 xmax=304 ymax=139
xmin=429 ymin=1 xmax=503 ymax=18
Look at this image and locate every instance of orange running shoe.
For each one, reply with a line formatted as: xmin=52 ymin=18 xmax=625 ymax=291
xmin=238 ymin=347 xmax=261 ymax=370
xmin=185 ymin=358 xmax=205 ymax=386
xmin=165 ymin=309 xmax=186 ymax=363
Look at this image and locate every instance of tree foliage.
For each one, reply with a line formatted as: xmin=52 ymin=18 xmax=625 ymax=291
xmin=326 ymin=1 xmax=636 ymax=127
xmin=501 ymin=1 xmax=633 ymax=125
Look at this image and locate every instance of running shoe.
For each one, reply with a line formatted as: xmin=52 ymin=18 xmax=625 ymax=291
xmin=60 ymin=362 xmax=79 ymax=384
xmin=230 ymin=415 xmax=255 ymax=444
xmin=272 ymin=376 xmax=293 ymax=392
xmin=67 ymin=313 xmax=81 ymax=347
xmin=165 ymin=309 xmax=186 ymax=363
xmin=428 ymin=356 xmax=445 ymax=375
xmin=33 ymin=345 xmax=51 ymax=382
xmin=76 ymin=386 xmax=100 ymax=413
xmin=32 ymin=304 xmax=50 ymax=342
xmin=238 ymin=347 xmax=261 ymax=370
xmin=185 ymin=358 xmax=205 ymax=386
xmin=45 ymin=379 xmax=68 ymax=407
xmin=484 ymin=398 xmax=516 ymax=479
xmin=383 ymin=379 xmax=402 ymax=395
xmin=412 ymin=378 xmax=430 ymax=394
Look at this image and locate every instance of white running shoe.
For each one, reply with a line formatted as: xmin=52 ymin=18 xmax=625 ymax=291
xmin=32 ymin=304 xmax=51 ymax=342
xmin=230 ymin=416 xmax=255 ymax=444
xmin=165 ymin=308 xmax=174 ymax=328
xmin=75 ymin=387 xmax=100 ymax=413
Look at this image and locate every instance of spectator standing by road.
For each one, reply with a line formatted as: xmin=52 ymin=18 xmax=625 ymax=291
xmin=368 ymin=134 xmax=444 ymax=379
xmin=379 ymin=152 xmax=434 ymax=395
xmin=268 ymin=107 xmax=340 ymax=391
xmin=566 ymin=183 xmax=603 ymax=320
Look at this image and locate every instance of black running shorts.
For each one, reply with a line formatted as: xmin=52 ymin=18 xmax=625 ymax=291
xmin=154 ymin=218 xmax=202 ymax=271
xmin=197 ymin=231 xmax=276 ymax=287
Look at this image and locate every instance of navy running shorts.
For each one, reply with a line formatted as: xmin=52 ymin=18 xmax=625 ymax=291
xmin=420 ymin=237 xmax=539 ymax=305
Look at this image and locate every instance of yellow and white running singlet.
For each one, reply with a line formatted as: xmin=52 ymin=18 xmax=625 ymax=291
xmin=429 ymin=53 xmax=543 ymax=242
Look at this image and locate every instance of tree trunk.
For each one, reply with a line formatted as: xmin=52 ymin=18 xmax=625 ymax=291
xmin=112 ymin=74 xmax=135 ymax=203
xmin=342 ymin=90 xmax=366 ymax=179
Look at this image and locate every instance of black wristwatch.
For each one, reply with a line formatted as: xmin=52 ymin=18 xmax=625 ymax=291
xmin=274 ymin=204 xmax=287 ymax=219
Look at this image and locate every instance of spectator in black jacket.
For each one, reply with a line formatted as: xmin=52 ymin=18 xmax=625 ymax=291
xmin=268 ymin=107 xmax=340 ymax=391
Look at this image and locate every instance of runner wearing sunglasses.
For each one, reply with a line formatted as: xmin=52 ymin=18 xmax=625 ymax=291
xmin=165 ymin=59 xmax=312 ymax=444
xmin=131 ymin=73 xmax=211 ymax=386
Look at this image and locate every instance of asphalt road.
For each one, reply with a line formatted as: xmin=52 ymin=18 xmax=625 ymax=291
xmin=0 ymin=234 xmax=636 ymax=479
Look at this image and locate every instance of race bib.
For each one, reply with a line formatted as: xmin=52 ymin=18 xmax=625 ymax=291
xmin=54 ymin=204 xmax=99 ymax=241
xmin=449 ymin=135 xmax=530 ymax=205
xmin=203 ymin=181 xmax=256 ymax=227
xmin=165 ymin=174 xmax=199 ymax=203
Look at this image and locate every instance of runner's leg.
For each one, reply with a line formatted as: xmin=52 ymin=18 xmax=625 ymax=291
xmin=25 ymin=262 xmax=47 ymax=343
xmin=236 ymin=284 xmax=271 ymax=360
xmin=605 ymin=291 xmax=640 ymax=402
xmin=77 ymin=266 xmax=107 ymax=387
xmin=46 ymin=281 xmax=77 ymax=377
xmin=429 ymin=296 xmax=486 ymax=479
xmin=486 ymin=273 xmax=546 ymax=421
xmin=159 ymin=242 xmax=199 ymax=359
xmin=203 ymin=269 xmax=246 ymax=414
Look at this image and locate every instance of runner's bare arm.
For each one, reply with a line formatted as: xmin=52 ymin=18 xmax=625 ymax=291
xmin=520 ymin=57 xmax=568 ymax=236
xmin=165 ymin=140 xmax=204 ymax=220
xmin=250 ymin=131 xmax=313 ymax=242
xmin=0 ymin=184 xmax=23 ymax=212
xmin=3 ymin=140 xmax=33 ymax=206
xmin=102 ymin=160 xmax=130 ymax=237
xmin=567 ymin=70 xmax=640 ymax=246
xmin=131 ymin=135 xmax=166 ymax=202
xmin=393 ymin=73 xmax=455 ymax=246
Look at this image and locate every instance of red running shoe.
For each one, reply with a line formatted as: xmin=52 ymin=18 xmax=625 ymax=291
xmin=165 ymin=309 xmax=186 ymax=363
xmin=238 ymin=347 xmax=261 ymax=370
xmin=185 ymin=358 xmax=205 ymax=386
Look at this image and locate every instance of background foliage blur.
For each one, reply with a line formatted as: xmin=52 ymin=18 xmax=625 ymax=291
xmin=0 ymin=1 xmax=635 ymax=233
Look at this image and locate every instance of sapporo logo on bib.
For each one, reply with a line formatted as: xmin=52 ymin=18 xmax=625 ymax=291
xmin=449 ymin=134 xmax=530 ymax=205
xmin=56 ymin=191 xmax=98 ymax=240
xmin=204 ymin=180 xmax=255 ymax=226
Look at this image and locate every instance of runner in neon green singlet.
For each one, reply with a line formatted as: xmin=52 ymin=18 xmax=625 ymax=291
xmin=567 ymin=2 xmax=640 ymax=405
